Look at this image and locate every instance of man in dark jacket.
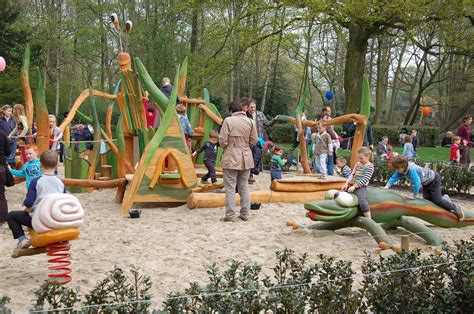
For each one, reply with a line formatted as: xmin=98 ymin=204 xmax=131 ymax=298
xmin=160 ymin=77 xmax=173 ymax=98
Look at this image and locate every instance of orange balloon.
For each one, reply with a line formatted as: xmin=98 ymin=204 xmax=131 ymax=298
xmin=422 ymin=107 xmax=431 ymax=117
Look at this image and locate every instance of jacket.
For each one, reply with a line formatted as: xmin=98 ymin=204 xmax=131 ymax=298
xmin=387 ymin=162 xmax=435 ymax=197
xmin=219 ymin=111 xmax=258 ymax=170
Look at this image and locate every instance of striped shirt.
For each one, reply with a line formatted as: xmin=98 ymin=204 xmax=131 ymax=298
xmin=348 ymin=162 xmax=374 ymax=188
xmin=341 ymin=165 xmax=352 ymax=178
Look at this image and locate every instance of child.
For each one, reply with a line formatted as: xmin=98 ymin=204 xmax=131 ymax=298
xmin=336 ymin=156 xmax=351 ymax=178
xmin=176 ymin=104 xmax=193 ymax=149
xmin=48 ymin=115 xmax=63 ymax=151
xmin=383 ymin=155 xmax=464 ymax=220
xmin=449 ymin=136 xmax=461 ymax=165
xmin=192 ymin=130 xmax=219 ymax=184
xmin=342 ymin=147 xmax=374 ymax=219
xmin=402 ymin=135 xmax=414 ymax=161
xmin=411 ymin=129 xmax=418 ymax=157
xmin=8 ymin=143 xmax=42 ymax=189
xmin=6 ymin=150 xmax=66 ymax=249
xmin=312 ymin=122 xmax=333 ymax=179
xmin=270 ymin=146 xmax=287 ymax=181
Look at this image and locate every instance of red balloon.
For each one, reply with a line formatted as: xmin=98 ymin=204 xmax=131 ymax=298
xmin=422 ymin=107 xmax=431 ymax=117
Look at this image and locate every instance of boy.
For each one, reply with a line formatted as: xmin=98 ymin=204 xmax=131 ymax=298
xmin=336 ymin=156 xmax=351 ymax=178
xmin=8 ymin=143 xmax=42 ymax=189
xmin=176 ymin=104 xmax=193 ymax=149
xmin=270 ymin=146 xmax=287 ymax=181
xmin=450 ymin=135 xmax=461 ymax=165
xmin=6 ymin=150 xmax=66 ymax=249
xmin=383 ymin=155 xmax=464 ymax=220
xmin=312 ymin=122 xmax=333 ymax=179
xmin=192 ymin=130 xmax=219 ymax=184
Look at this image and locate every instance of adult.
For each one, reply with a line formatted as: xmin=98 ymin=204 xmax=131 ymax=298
xmin=0 ymin=129 xmax=11 ymax=226
xmin=376 ymin=136 xmax=389 ymax=158
xmin=160 ymin=77 xmax=173 ymax=98
xmin=0 ymin=105 xmax=17 ymax=167
xmin=319 ymin=107 xmax=339 ymax=175
xmin=441 ymin=131 xmax=453 ymax=147
xmin=248 ymin=99 xmax=278 ymax=140
xmin=48 ymin=115 xmax=63 ymax=151
xmin=342 ymin=112 xmax=374 ymax=150
xmin=219 ymin=99 xmax=258 ymax=222
xmin=456 ymin=115 xmax=472 ymax=166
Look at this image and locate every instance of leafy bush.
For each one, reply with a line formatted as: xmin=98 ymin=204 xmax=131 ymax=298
xmin=0 ymin=295 xmax=11 ymax=313
xmin=271 ymin=123 xmax=295 ymax=144
xmin=163 ymin=239 xmax=473 ymax=312
xmin=31 ymin=266 xmax=152 ymax=313
xmin=371 ymin=158 xmax=473 ymax=194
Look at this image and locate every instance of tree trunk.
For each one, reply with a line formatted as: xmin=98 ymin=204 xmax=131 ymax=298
xmin=260 ymin=53 xmax=272 ymax=113
xmin=374 ymin=36 xmax=390 ymax=124
xmin=54 ymin=46 xmax=61 ymax=116
xmin=388 ymin=41 xmax=407 ymax=124
xmin=344 ymin=24 xmax=369 ymax=114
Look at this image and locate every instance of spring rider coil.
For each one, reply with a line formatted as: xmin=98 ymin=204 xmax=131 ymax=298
xmin=46 ymin=241 xmax=73 ymax=284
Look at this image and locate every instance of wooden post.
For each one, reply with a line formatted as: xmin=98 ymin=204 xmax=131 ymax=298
xmin=101 ymin=165 xmax=113 ymax=178
xmin=401 ymin=235 xmax=410 ymax=252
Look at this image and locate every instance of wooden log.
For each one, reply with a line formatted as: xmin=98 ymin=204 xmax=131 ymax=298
xmin=62 ymin=178 xmax=126 ymax=189
xmin=101 ymin=165 xmax=113 ymax=178
xmin=401 ymin=235 xmax=410 ymax=252
xmin=98 ymin=177 xmax=110 ymax=181
xmin=115 ymin=185 xmax=127 ymax=204
xmin=94 ymin=172 xmax=101 ymax=180
xmin=187 ymin=190 xmax=326 ymax=209
xmin=198 ymin=104 xmax=223 ymax=125
xmin=190 ymin=182 xmax=224 ymax=193
xmin=271 ymin=180 xmax=345 ymax=192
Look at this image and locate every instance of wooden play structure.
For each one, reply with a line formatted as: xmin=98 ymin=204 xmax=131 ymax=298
xmin=187 ymin=78 xmax=372 ymax=209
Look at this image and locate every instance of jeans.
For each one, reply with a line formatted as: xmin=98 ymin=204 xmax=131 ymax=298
xmin=271 ymin=170 xmax=282 ymax=181
xmin=0 ymin=166 xmax=7 ymax=223
xmin=6 ymin=140 xmax=17 ymax=167
xmin=327 ymin=154 xmax=334 ymax=176
xmin=6 ymin=211 xmax=32 ymax=239
xmin=315 ymin=154 xmax=328 ymax=176
xmin=202 ymin=160 xmax=217 ymax=183
xmin=423 ymin=173 xmax=457 ymax=212
xmin=224 ymin=169 xmax=250 ymax=220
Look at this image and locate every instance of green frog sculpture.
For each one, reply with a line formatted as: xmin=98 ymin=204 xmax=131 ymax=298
xmin=305 ymin=188 xmax=473 ymax=251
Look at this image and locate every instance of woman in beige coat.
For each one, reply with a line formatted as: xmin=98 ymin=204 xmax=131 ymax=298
xmin=219 ymin=99 xmax=258 ymax=222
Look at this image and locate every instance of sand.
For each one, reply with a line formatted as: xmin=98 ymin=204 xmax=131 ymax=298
xmin=1 ymin=169 xmax=473 ymax=311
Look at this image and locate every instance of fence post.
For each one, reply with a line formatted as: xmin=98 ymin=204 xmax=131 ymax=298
xmin=401 ymin=235 xmax=410 ymax=252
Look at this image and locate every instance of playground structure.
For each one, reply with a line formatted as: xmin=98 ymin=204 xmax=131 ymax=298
xmin=304 ymin=189 xmax=474 ymax=251
xmin=12 ymin=193 xmax=84 ymax=284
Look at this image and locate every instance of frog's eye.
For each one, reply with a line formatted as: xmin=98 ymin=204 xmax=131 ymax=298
xmin=325 ymin=189 xmax=339 ymax=200
xmin=125 ymin=20 xmax=133 ymax=33
xmin=334 ymin=192 xmax=357 ymax=207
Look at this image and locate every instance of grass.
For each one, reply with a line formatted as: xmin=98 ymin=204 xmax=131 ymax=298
xmin=279 ymin=144 xmax=457 ymax=163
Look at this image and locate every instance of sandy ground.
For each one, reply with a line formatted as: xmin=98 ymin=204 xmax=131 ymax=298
xmin=1 ymin=167 xmax=473 ymax=312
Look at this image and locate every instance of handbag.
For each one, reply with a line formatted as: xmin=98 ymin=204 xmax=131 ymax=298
xmin=5 ymin=164 xmax=15 ymax=187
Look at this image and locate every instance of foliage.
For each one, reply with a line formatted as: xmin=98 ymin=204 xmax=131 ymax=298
xmin=163 ymin=240 xmax=474 ymax=312
xmin=83 ymin=266 xmax=152 ymax=313
xmin=371 ymin=158 xmax=473 ymax=194
xmin=271 ymin=123 xmax=295 ymax=144
xmin=33 ymin=281 xmax=80 ymax=312
xmin=31 ymin=266 xmax=152 ymax=313
xmin=371 ymin=125 xmax=440 ymax=147
xmin=0 ymin=295 xmax=11 ymax=313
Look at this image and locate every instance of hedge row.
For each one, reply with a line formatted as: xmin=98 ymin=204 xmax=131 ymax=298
xmin=3 ymin=240 xmax=471 ymax=312
xmin=271 ymin=123 xmax=441 ymax=147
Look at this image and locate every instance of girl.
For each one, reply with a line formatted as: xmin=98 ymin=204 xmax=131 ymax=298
xmin=402 ymin=135 xmax=414 ymax=161
xmin=11 ymin=104 xmax=29 ymax=163
xmin=342 ymin=146 xmax=375 ymax=219
xmin=48 ymin=115 xmax=63 ymax=151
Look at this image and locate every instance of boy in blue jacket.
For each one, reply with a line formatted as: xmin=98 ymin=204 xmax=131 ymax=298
xmin=8 ymin=143 xmax=42 ymax=189
xmin=383 ymin=156 xmax=464 ymax=220
xmin=6 ymin=150 xmax=66 ymax=249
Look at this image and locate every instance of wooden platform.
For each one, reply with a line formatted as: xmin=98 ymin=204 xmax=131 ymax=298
xmin=271 ymin=174 xmax=345 ymax=192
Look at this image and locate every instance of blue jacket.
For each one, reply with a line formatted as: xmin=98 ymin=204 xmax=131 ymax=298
xmin=179 ymin=115 xmax=193 ymax=137
xmin=10 ymin=159 xmax=42 ymax=189
xmin=387 ymin=162 xmax=435 ymax=197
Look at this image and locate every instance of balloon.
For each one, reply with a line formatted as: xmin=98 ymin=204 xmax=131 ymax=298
xmin=325 ymin=90 xmax=334 ymax=101
xmin=0 ymin=57 xmax=5 ymax=72
xmin=422 ymin=107 xmax=431 ymax=117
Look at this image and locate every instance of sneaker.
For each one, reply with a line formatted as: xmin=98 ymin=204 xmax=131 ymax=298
xmin=442 ymin=194 xmax=451 ymax=202
xmin=221 ymin=217 xmax=235 ymax=222
xmin=454 ymin=205 xmax=464 ymax=221
xmin=16 ymin=238 xmax=31 ymax=249
xmin=201 ymin=179 xmax=209 ymax=185
xmin=239 ymin=215 xmax=249 ymax=221
xmin=248 ymin=175 xmax=256 ymax=183
xmin=320 ymin=174 xmax=327 ymax=180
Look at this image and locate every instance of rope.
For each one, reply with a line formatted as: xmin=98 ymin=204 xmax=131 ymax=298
xmin=164 ymin=258 xmax=473 ymax=301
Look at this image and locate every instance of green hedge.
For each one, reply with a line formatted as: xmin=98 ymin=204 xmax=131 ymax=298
xmin=371 ymin=125 xmax=439 ymax=147
xmin=272 ymin=123 xmax=440 ymax=147
xmin=372 ymin=158 xmax=473 ymax=194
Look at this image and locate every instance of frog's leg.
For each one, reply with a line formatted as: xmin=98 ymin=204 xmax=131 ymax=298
xmin=352 ymin=217 xmax=399 ymax=251
xmin=308 ymin=221 xmax=354 ymax=231
xmin=397 ymin=216 xmax=443 ymax=246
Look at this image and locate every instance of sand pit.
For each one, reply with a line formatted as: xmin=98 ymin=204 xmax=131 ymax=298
xmin=1 ymin=169 xmax=473 ymax=311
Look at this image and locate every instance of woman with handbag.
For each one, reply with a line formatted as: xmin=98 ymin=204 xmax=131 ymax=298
xmin=0 ymin=129 xmax=11 ymax=226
